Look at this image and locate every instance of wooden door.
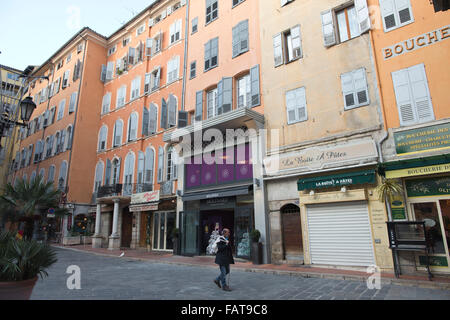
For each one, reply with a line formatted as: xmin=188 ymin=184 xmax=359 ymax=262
xmin=281 ymin=204 xmax=302 ymax=258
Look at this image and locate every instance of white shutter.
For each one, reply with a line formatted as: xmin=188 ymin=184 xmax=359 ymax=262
xmin=146 ymin=38 xmax=153 ymax=56
xmin=392 ymin=68 xmax=415 ymax=125
xmin=295 ymin=87 xmax=307 ymax=121
xmin=395 ymin=0 xmax=413 ymax=25
xmin=106 ymin=61 xmax=114 ymax=80
xmin=321 ymin=10 xmax=336 ymax=47
xmin=167 ymin=5 xmax=173 ymax=15
xmin=148 ymin=18 xmax=155 ymax=27
xmin=408 ymin=64 xmax=434 ymax=123
xmin=341 ymin=72 xmax=356 ymax=109
xmin=353 ymin=68 xmax=369 ymax=106
xmin=290 ymin=25 xmax=302 ymax=59
xmin=306 ymin=202 xmax=375 ymax=267
xmin=280 ymin=0 xmax=289 ymax=6
xmin=380 ymin=0 xmax=397 ymax=31
xmin=273 ymin=33 xmax=284 ymax=66
xmin=180 ymin=0 xmax=186 ymax=6
xmin=144 ymin=73 xmax=151 ymax=93
xmin=149 ymin=103 xmax=158 ymax=134
xmin=168 ymin=94 xmax=177 ymax=127
xmin=157 ymin=147 xmax=164 ymax=182
xmin=161 ymin=8 xmax=167 ymax=19
xmin=354 ymin=0 xmax=371 ymax=34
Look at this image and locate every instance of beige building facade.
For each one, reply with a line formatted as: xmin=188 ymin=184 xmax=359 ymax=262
xmin=260 ymin=0 xmax=393 ymax=271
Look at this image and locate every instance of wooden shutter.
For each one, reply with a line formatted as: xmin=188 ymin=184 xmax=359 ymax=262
xmin=392 ymin=68 xmax=415 ymax=125
xmin=69 ymin=92 xmax=77 ymax=113
xmin=129 ymin=113 xmax=137 ymax=141
xmin=355 ymin=0 xmax=371 ymax=34
xmin=106 ymin=62 xmax=114 ymax=80
xmin=222 ymin=77 xmax=233 ymax=114
xmin=145 ymin=148 xmax=154 ymax=184
xmin=161 ymin=98 xmax=168 ymax=129
xmin=157 ymin=147 xmax=164 ymax=183
xmin=155 ymin=67 xmax=161 ymax=88
xmin=211 ymin=38 xmax=218 ymax=67
xmin=341 ymin=71 xmax=356 ymax=109
xmin=149 ymin=103 xmax=158 ymax=134
xmin=195 ymin=91 xmax=203 ymax=121
xmin=114 ymin=121 xmax=122 ymax=146
xmin=105 ymin=159 xmax=111 ymax=185
xmin=232 ymin=24 xmax=240 ymax=58
xmin=239 ymin=20 xmax=249 ymax=53
xmin=190 ymin=61 xmax=196 ymax=79
xmin=178 ymin=110 xmax=188 ymax=128
xmin=217 ymin=79 xmax=223 ymax=115
xmin=273 ymin=33 xmax=284 ymax=66
xmin=168 ymin=94 xmax=177 ymax=127
xmin=144 ymin=73 xmax=151 ymax=93
xmin=321 ymin=10 xmax=336 ymax=47
xmin=250 ymin=65 xmax=261 ymax=107
xmin=146 ymin=38 xmax=153 ymax=56
xmin=396 ymin=0 xmax=413 ymax=25
xmin=204 ymin=40 xmax=211 ymax=70
xmin=290 ymin=25 xmax=302 ymax=59
xmin=60 ymin=130 xmax=66 ymax=152
xmin=354 ymin=68 xmax=369 ymax=106
xmin=142 ymin=107 xmax=149 ymax=136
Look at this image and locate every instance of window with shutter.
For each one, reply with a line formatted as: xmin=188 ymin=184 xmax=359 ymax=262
xmin=178 ymin=110 xmax=188 ymax=128
xmin=149 ymin=103 xmax=158 ymax=134
xmin=114 ymin=120 xmax=123 ymax=147
xmin=146 ymin=38 xmax=153 ymax=56
xmin=232 ymin=20 xmax=249 ymax=58
xmin=142 ymin=107 xmax=149 ymax=136
xmin=101 ymin=65 xmax=107 ymax=82
xmin=273 ymin=33 xmax=284 ymax=67
xmin=106 ymin=62 xmax=114 ymax=81
xmin=131 ymin=77 xmax=140 ymax=100
xmin=144 ymin=73 xmax=151 ymax=93
xmin=321 ymin=10 xmax=337 ymax=47
xmin=128 ymin=113 xmax=138 ymax=141
xmin=286 ymin=87 xmax=307 ymax=124
xmin=192 ymin=17 xmax=198 ymax=34
xmin=195 ymin=91 xmax=203 ymax=121
xmin=250 ymin=65 xmax=261 ymax=107
xmin=207 ymin=88 xmax=218 ymax=119
xmin=161 ymin=98 xmax=168 ymax=129
xmin=145 ymin=148 xmax=154 ymax=185
xmin=237 ymin=74 xmax=251 ymax=108
xmin=57 ymin=100 xmax=66 ymax=121
xmin=392 ymin=63 xmax=434 ymax=126
xmin=102 ymin=93 xmax=111 ymax=114
xmin=341 ymin=68 xmax=370 ymax=110
xmin=69 ymin=92 xmax=78 ymax=113
xmin=157 ymin=147 xmax=164 ymax=183
xmin=98 ymin=126 xmax=107 ymax=151
xmin=128 ymin=47 xmax=136 ymax=65
xmin=204 ymin=38 xmax=219 ymax=71
xmin=105 ymin=159 xmax=111 ymax=186
xmin=222 ymin=77 xmax=233 ymax=114
xmin=137 ymin=152 xmax=145 ymax=186
xmin=206 ymin=0 xmax=219 ymax=24
xmin=380 ymin=0 xmax=413 ymax=32
xmin=168 ymin=94 xmax=177 ymax=127
xmin=190 ymin=61 xmax=196 ymax=79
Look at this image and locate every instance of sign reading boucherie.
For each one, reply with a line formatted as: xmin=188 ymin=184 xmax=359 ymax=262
xmin=383 ymin=25 xmax=450 ymax=60
xmin=394 ymin=123 xmax=450 ymax=155
xmin=131 ymin=190 xmax=160 ymax=204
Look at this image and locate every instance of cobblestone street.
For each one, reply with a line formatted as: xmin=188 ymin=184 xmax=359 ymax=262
xmin=30 ymin=248 xmax=450 ymax=300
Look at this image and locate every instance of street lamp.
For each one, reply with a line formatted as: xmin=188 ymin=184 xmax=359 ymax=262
xmin=19 ymin=96 xmax=36 ymax=123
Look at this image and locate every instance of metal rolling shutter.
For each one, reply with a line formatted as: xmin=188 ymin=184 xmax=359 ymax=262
xmin=306 ymin=201 xmax=375 ymax=267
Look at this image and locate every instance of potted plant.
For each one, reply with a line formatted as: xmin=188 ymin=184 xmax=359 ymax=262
xmin=171 ymin=228 xmax=180 ymax=255
xmin=250 ymin=229 xmax=263 ymax=265
xmin=376 ymin=177 xmax=404 ymax=221
xmin=0 ymin=231 xmax=57 ymax=300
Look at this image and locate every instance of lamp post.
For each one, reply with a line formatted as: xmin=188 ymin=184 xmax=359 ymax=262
xmin=0 ymin=96 xmax=36 ymax=138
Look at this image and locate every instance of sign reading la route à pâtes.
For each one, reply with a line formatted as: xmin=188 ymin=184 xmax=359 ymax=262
xmin=394 ymin=123 xmax=450 ymax=155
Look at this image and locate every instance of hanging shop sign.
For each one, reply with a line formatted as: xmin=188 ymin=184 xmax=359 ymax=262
xmin=265 ymin=139 xmax=378 ymax=175
xmin=405 ymin=176 xmax=450 ymax=198
xmin=394 ymin=122 xmax=450 ymax=155
xmin=390 ymin=195 xmax=407 ymax=220
xmin=131 ymin=190 xmax=160 ymax=204
xmin=383 ymin=25 xmax=450 ymax=60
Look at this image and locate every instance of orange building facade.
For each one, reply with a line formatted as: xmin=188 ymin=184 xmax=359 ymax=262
xmin=368 ymin=1 xmax=450 ymax=273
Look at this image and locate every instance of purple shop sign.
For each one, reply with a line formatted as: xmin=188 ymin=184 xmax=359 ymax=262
xmin=236 ymin=144 xmax=253 ymax=181
xmin=217 ymin=147 xmax=235 ymax=184
xmin=186 ymin=155 xmax=202 ymax=189
xmin=201 ymin=152 xmax=217 ymax=186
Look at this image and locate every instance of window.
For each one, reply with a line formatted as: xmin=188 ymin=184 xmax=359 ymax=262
xmin=123 ymin=36 xmax=131 ymax=47
xmin=166 ymin=146 xmax=178 ymax=181
xmin=341 ymin=68 xmax=370 ymax=110
xmin=392 ymin=63 xmax=434 ymax=126
xmin=237 ymin=74 xmax=251 ymax=108
xmin=336 ymin=6 xmax=359 ymax=43
xmin=67 ymin=53 xmax=72 ymax=63
xmin=170 ymin=19 xmax=182 ymax=44
xmin=379 ymin=0 xmax=413 ymax=32
xmin=207 ymin=88 xmax=218 ymax=119
xmin=128 ymin=112 xmax=138 ymax=142
xmin=27 ymin=145 xmax=33 ymax=166
xmin=48 ymin=165 xmax=55 ymax=183
xmin=105 ymin=61 xmax=114 ymax=81
xmin=233 ymin=0 xmax=246 ymax=7
xmin=273 ymin=25 xmax=302 ymax=66
xmin=206 ymin=0 xmax=218 ymax=24
xmin=39 ymin=169 xmax=45 ymax=181
xmin=321 ymin=1 xmax=371 ymax=47
xmin=108 ymin=45 xmax=117 ymax=56
xmin=192 ymin=17 xmax=198 ymax=34
xmin=66 ymin=126 xmax=73 ymax=150
xmin=69 ymin=92 xmax=78 ymax=113
xmin=168 ymin=94 xmax=178 ymax=128
xmin=190 ymin=61 xmax=196 ymax=79
xmin=113 ymin=120 xmax=123 ymax=147
xmin=46 ymin=136 xmax=54 ymax=158
xmin=77 ymin=43 xmax=83 ymax=53
xmin=149 ymin=103 xmax=158 ymax=134
xmin=150 ymin=67 xmax=161 ymax=91
xmin=123 ymin=153 xmax=135 ymax=195
xmin=102 ymin=93 xmax=111 ymax=114
xmin=62 ymin=70 xmax=70 ymax=88
xmin=58 ymin=161 xmax=68 ymax=191
xmin=232 ymin=20 xmax=249 ymax=58
xmin=57 ymin=99 xmax=66 ymax=121
xmin=195 ymin=91 xmax=203 ymax=121
xmin=145 ymin=147 xmax=154 ymax=186
xmin=204 ymin=37 xmax=218 ymax=71
xmin=112 ymin=158 xmax=121 ymax=185
xmin=167 ymin=56 xmax=180 ymax=84
xmin=157 ymin=147 xmax=164 ymax=183
xmin=94 ymin=162 xmax=104 ymax=192
xmin=131 ymin=77 xmax=141 ymax=100
xmin=98 ymin=126 xmax=108 ymax=151
xmin=116 ymin=85 xmax=127 ymax=108
xmin=152 ymin=33 xmax=163 ymax=56
xmin=286 ymin=87 xmax=307 ymax=124
xmin=136 ymin=24 xmax=146 ymax=36
xmin=49 ymin=107 xmax=56 ymax=124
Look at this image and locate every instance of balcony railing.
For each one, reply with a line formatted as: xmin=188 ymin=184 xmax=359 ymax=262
xmin=96 ymin=183 xmax=153 ymax=199
xmin=159 ymin=180 xmax=174 ymax=196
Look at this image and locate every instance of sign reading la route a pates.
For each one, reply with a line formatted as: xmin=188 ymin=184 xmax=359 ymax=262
xmin=394 ymin=122 xmax=450 ymax=155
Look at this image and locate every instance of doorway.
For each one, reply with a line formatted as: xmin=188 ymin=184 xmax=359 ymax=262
xmin=200 ymin=209 xmax=234 ymax=255
xmin=121 ymin=207 xmax=132 ymax=248
xmin=411 ymin=200 xmax=450 ymax=271
xmin=281 ymin=204 xmax=303 ymax=261
xmin=153 ymin=211 xmax=176 ymax=251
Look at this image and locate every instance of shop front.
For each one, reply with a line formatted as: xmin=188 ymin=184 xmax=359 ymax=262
xmin=297 ymin=168 xmax=394 ymax=271
xmin=180 ymin=143 xmax=255 ymax=260
xmin=383 ymin=155 xmax=450 ymax=273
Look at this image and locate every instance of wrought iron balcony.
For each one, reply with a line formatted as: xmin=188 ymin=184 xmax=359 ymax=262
xmin=97 ymin=184 xmax=123 ymax=198
xmin=96 ymin=183 xmax=153 ymax=199
xmin=159 ymin=180 xmax=174 ymax=196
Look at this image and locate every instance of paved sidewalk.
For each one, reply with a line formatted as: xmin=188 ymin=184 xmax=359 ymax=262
xmin=53 ymin=244 xmax=450 ymax=290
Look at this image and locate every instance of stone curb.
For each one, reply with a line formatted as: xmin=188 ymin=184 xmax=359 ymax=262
xmin=54 ymin=246 xmax=450 ymax=290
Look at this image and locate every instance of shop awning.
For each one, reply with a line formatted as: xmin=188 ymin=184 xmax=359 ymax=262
xmin=380 ymin=154 xmax=450 ymax=179
xmin=297 ymin=169 xmax=376 ymax=191
xmin=129 ymin=202 xmax=159 ymax=212
xmin=182 ymin=185 xmax=251 ymax=201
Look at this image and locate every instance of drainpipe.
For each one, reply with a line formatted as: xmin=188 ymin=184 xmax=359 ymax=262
xmin=181 ymin=0 xmax=190 ymax=111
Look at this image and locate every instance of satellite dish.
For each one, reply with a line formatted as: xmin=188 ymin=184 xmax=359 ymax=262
xmin=423 ymin=219 xmax=436 ymax=228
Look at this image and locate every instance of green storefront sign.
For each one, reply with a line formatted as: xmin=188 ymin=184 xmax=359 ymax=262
xmin=405 ymin=176 xmax=450 ymax=197
xmin=297 ymin=169 xmax=376 ymax=191
xmin=394 ymin=123 xmax=450 ymax=155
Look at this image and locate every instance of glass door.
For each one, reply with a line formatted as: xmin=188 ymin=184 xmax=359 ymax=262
xmin=152 ymin=211 xmax=176 ymax=251
xmin=411 ymin=202 xmax=450 ymax=270
xmin=181 ymin=211 xmax=199 ymax=256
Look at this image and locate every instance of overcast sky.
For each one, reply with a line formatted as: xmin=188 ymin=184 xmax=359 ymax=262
xmin=0 ymin=1 xmax=156 ymax=71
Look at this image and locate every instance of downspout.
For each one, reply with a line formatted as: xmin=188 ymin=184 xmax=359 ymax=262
xmin=181 ymin=0 xmax=190 ymax=111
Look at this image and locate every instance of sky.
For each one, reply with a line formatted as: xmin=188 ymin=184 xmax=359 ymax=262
xmin=0 ymin=0 xmax=157 ymax=71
